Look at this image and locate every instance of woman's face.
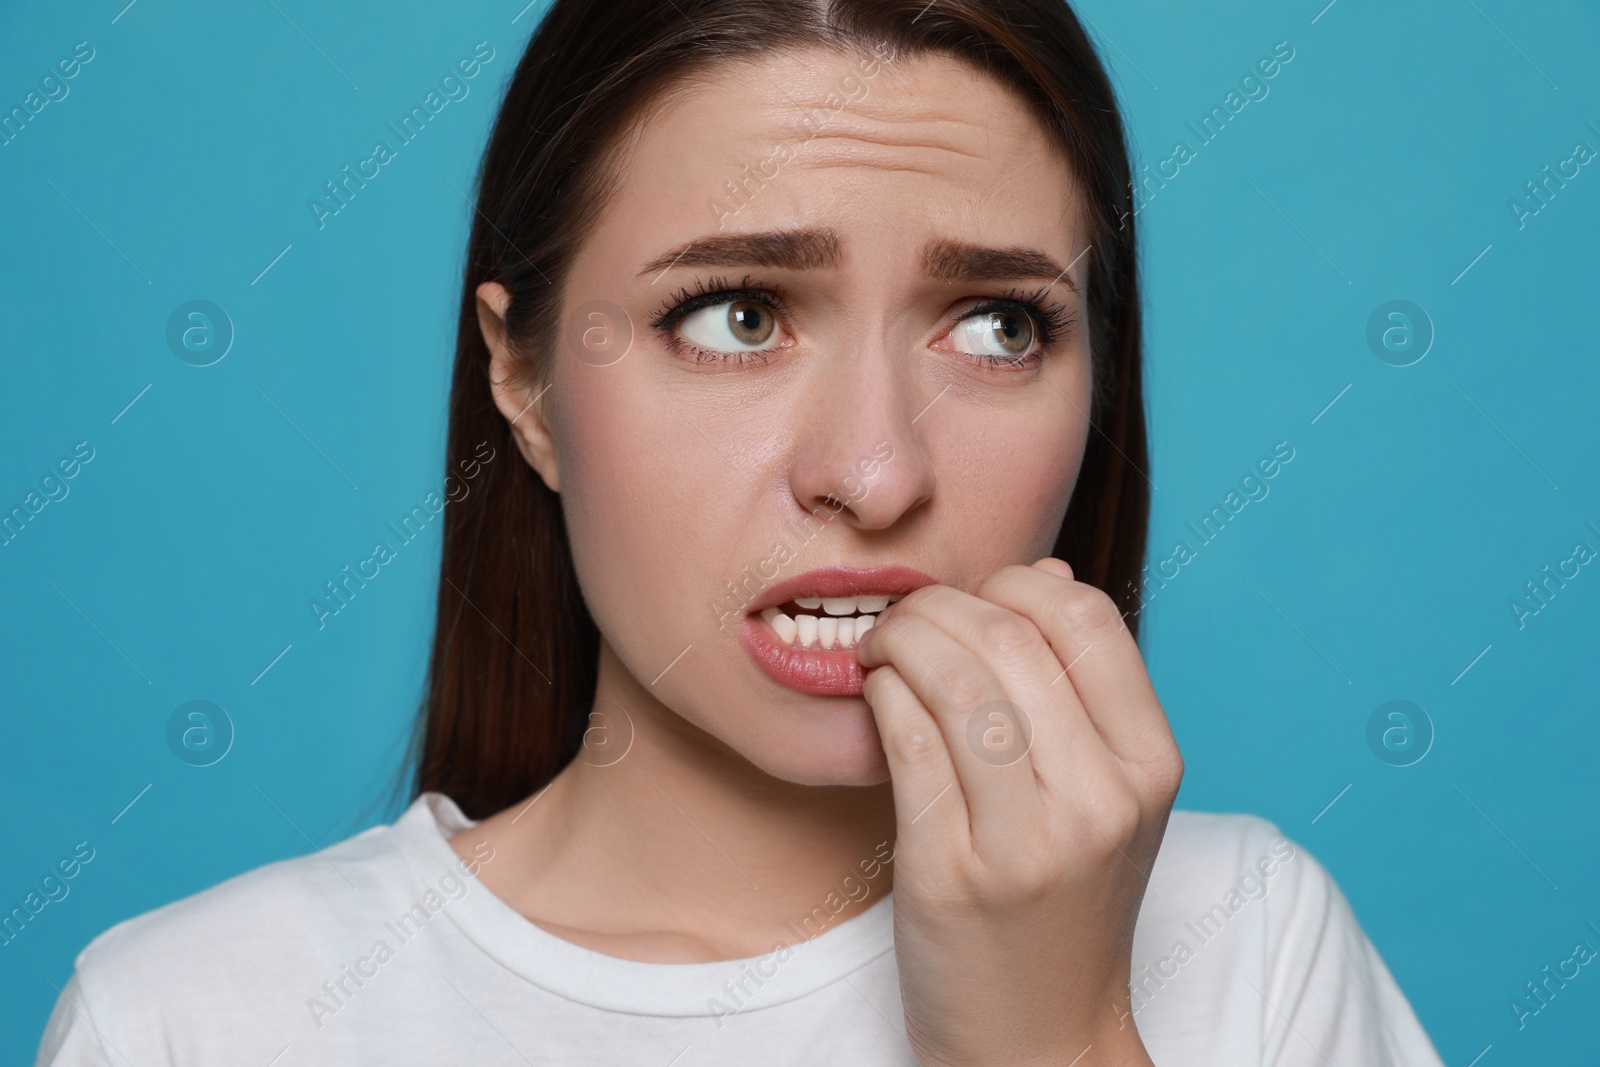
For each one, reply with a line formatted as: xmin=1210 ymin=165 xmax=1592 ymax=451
xmin=488 ymin=46 xmax=1094 ymax=788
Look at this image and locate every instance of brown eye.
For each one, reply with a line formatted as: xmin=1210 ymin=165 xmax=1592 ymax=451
xmin=727 ymin=301 xmax=775 ymax=346
xmin=678 ymin=299 xmax=783 ymax=353
xmin=952 ymin=309 xmax=1036 ymax=360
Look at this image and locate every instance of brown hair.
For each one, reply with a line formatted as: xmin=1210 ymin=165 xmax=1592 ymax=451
xmin=410 ymin=0 xmax=1148 ymax=818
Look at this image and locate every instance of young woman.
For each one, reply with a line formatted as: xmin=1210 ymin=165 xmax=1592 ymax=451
xmin=38 ymin=0 xmax=1444 ymax=1063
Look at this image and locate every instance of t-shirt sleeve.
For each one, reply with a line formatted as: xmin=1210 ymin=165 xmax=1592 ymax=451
xmin=34 ymin=972 xmax=117 ymax=1067
xmin=1260 ymin=828 xmax=1443 ymax=1066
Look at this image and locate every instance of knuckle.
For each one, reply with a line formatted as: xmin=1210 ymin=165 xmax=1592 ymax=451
xmin=1074 ymin=785 xmax=1142 ymax=850
xmin=895 ymin=584 xmax=940 ymax=615
xmin=885 ymin=725 xmax=940 ymax=770
xmin=976 ymin=563 xmax=1033 ymax=602
xmin=1006 ymin=847 xmax=1064 ymax=901
xmin=1146 ymin=744 xmax=1186 ymax=802
xmin=1053 ymin=584 xmax=1124 ymax=637
xmin=971 ymin=830 xmax=1064 ymax=904
xmin=977 ymin=610 xmax=1041 ymax=661
xmin=914 ymin=863 xmax=982 ymax=911
xmin=1101 ymin=792 xmax=1144 ymax=842
xmin=861 ymin=664 xmax=896 ymax=704
xmin=942 ymin=665 xmax=992 ymax=711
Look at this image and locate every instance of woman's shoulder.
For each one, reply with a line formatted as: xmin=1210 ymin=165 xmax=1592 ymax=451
xmin=37 ymin=795 xmax=469 ymax=1065
xmin=1134 ymin=808 xmax=1443 ymax=1066
xmin=1152 ymin=808 xmax=1303 ymax=888
xmin=1140 ymin=807 xmax=1330 ymax=955
xmin=77 ymin=812 xmax=413 ymax=980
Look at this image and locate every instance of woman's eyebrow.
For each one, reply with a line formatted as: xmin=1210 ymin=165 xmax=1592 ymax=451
xmin=638 ymin=228 xmax=842 ymax=276
xmin=921 ymin=238 xmax=1078 ymax=293
xmin=637 ymin=230 xmax=1078 ymax=294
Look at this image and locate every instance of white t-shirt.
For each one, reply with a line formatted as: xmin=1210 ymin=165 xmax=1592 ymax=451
xmin=35 ymin=792 xmax=1443 ymax=1065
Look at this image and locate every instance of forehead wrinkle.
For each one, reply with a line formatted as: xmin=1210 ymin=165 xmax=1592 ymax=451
xmin=790 ymin=127 xmax=989 ymax=162
xmin=781 ymin=124 xmax=1001 ymax=181
xmin=788 ymin=156 xmax=980 ymax=179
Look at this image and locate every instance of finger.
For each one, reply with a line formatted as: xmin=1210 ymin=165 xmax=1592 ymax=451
xmin=968 ymin=567 xmax=1173 ymax=887
xmin=980 ymin=565 xmax=1180 ymax=786
xmin=860 ymin=663 xmax=969 ymax=855
xmin=1033 ymin=556 xmax=1073 ymax=580
xmin=857 ymin=601 xmax=1045 ymax=842
xmin=880 ymin=583 xmax=1122 ymax=809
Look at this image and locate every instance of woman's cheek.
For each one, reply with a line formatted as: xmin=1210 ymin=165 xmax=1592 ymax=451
xmin=1020 ymin=418 xmax=1086 ymax=530
xmin=941 ymin=403 xmax=1086 ymax=564
xmin=555 ymin=378 xmax=744 ymax=650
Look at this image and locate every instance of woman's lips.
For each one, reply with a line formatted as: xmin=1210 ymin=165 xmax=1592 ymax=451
xmin=738 ymin=564 xmax=937 ymax=696
xmin=740 ymin=613 xmax=870 ymax=696
xmin=741 ymin=563 xmax=937 ymax=615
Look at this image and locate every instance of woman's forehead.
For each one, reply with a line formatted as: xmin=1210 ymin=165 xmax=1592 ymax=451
xmin=600 ymin=47 xmax=1083 ymax=272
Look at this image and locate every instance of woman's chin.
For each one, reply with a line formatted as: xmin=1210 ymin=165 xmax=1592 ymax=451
xmin=740 ymin=707 xmax=893 ymax=787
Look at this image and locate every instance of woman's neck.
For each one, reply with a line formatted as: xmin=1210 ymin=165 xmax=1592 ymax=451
xmin=450 ymin=639 xmax=898 ymax=963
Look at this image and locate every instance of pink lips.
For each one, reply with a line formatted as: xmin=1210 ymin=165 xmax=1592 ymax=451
xmin=739 ymin=564 xmax=937 ymax=696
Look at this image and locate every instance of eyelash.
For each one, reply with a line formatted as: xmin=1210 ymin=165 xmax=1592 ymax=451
xmin=650 ymin=275 xmax=786 ymax=365
xmin=965 ymin=286 xmax=1076 ymax=367
xmin=648 ymin=277 xmax=1075 ymax=368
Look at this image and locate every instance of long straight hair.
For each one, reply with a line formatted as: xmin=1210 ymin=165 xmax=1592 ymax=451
xmin=411 ymin=0 xmax=1148 ymax=819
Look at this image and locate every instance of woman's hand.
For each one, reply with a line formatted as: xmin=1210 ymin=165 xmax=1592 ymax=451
xmin=855 ymin=558 xmax=1183 ymax=1067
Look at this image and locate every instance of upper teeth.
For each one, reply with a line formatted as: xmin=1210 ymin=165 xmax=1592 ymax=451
xmin=793 ymin=595 xmax=895 ymax=615
xmin=760 ymin=594 xmax=904 ymax=650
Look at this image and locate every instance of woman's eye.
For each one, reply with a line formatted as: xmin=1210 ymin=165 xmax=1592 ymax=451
xmin=677 ymin=300 xmax=781 ymax=352
xmin=948 ymin=308 xmax=1037 ymax=361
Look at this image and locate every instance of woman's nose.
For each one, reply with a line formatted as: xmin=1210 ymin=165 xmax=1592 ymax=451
xmin=786 ymin=342 xmax=937 ymax=532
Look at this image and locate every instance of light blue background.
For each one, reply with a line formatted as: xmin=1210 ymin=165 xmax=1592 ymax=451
xmin=2 ymin=0 xmax=1597 ymax=1062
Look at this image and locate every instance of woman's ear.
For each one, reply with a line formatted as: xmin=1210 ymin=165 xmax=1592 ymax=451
xmin=478 ymin=280 xmax=560 ymax=493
